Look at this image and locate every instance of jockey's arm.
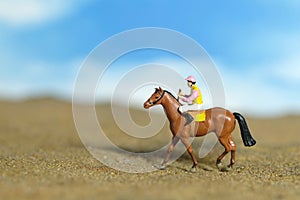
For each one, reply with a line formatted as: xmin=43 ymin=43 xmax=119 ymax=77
xmin=180 ymin=90 xmax=199 ymax=103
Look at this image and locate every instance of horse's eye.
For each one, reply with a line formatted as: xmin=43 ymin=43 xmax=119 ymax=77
xmin=155 ymin=96 xmax=159 ymax=99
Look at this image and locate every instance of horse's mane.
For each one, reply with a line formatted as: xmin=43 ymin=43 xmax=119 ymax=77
xmin=164 ymin=90 xmax=181 ymax=105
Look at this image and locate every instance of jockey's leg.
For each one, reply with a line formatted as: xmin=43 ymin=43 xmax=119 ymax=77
xmin=188 ymin=103 xmax=203 ymax=111
xmin=178 ymin=104 xmax=189 ymax=113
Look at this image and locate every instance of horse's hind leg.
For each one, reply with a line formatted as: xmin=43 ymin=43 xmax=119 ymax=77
xmin=216 ymin=149 xmax=229 ymax=170
xmin=217 ymin=136 xmax=236 ymax=171
xmin=227 ymin=136 xmax=236 ymax=169
xmin=230 ymin=149 xmax=236 ymax=168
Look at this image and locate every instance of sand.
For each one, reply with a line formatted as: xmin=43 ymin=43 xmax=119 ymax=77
xmin=0 ymin=98 xmax=299 ymax=200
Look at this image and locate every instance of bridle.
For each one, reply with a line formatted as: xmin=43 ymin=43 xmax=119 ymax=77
xmin=147 ymin=90 xmax=165 ymax=105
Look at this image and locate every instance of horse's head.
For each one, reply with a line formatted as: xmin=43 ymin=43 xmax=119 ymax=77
xmin=143 ymin=87 xmax=165 ymax=109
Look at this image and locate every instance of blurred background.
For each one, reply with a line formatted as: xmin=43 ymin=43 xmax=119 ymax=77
xmin=0 ymin=0 xmax=299 ymax=117
xmin=1 ymin=1 xmax=300 ymax=200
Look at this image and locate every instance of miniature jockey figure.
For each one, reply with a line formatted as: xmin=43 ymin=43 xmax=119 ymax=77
xmin=178 ymin=75 xmax=203 ymax=126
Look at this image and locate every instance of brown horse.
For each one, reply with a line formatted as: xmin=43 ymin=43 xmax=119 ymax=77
xmin=144 ymin=87 xmax=256 ymax=172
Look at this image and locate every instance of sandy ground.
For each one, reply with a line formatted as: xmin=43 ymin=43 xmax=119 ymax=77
xmin=0 ymin=98 xmax=299 ymax=200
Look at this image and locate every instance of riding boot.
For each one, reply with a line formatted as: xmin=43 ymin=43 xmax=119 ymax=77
xmin=182 ymin=113 xmax=194 ymax=126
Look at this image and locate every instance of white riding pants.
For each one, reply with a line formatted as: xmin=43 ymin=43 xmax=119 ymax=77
xmin=179 ymin=103 xmax=203 ymax=113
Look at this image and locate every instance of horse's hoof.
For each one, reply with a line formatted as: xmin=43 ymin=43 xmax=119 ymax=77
xmin=220 ymin=166 xmax=232 ymax=172
xmin=216 ymin=162 xmax=223 ymax=171
xmin=189 ymin=167 xmax=197 ymax=173
xmin=153 ymin=163 xmax=167 ymax=170
xmin=159 ymin=164 xmax=167 ymax=170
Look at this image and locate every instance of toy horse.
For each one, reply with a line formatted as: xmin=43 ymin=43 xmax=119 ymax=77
xmin=144 ymin=87 xmax=256 ymax=172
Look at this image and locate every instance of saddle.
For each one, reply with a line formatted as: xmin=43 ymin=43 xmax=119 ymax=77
xmin=188 ymin=110 xmax=206 ymax=122
xmin=179 ymin=109 xmax=206 ymax=126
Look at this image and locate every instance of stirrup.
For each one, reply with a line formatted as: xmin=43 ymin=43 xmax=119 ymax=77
xmin=183 ymin=113 xmax=194 ymax=126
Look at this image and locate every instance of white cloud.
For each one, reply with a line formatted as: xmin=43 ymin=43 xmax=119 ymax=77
xmin=217 ymin=54 xmax=300 ymax=117
xmin=88 ymin=56 xmax=300 ymax=117
xmin=0 ymin=58 xmax=82 ymax=100
xmin=0 ymin=0 xmax=87 ymax=26
xmin=272 ymin=56 xmax=300 ymax=84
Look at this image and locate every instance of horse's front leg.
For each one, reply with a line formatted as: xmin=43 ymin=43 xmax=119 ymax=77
xmin=159 ymin=136 xmax=179 ymax=170
xmin=181 ymin=138 xmax=198 ymax=172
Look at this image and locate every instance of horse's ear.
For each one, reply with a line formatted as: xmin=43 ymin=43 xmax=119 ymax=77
xmin=158 ymin=87 xmax=163 ymax=92
xmin=155 ymin=88 xmax=159 ymax=92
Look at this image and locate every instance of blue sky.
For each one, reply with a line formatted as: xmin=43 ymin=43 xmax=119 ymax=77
xmin=0 ymin=0 xmax=299 ymax=116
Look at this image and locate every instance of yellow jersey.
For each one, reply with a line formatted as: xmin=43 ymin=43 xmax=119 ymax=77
xmin=191 ymin=85 xmax=203 ymax=104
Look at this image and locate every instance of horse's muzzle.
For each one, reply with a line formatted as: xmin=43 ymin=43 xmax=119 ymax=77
xmin=143 ymin=99 xmax=152 ymax=109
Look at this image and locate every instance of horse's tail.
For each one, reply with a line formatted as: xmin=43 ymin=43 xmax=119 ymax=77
xmin=233 ymin=112 xmax=256 ymax=147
